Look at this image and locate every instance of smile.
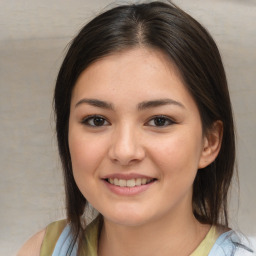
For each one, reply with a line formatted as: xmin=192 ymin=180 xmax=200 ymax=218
xmin=107 ymin=178 xmax=155 ymax=187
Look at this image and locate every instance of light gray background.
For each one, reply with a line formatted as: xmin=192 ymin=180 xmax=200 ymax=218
xmin=0 ymin=0 xmax=255 ymax=255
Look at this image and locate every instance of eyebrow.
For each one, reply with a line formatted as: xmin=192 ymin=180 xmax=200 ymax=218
xmin=75 ymin=98 xmax=185 ymax=110
xmin=75 ymin=98 xmax=114 ymax=110
xmin=137 ymin=98 xmax=185 ymax=110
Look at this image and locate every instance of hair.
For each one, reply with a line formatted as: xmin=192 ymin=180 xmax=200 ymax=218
xmin=54 ymin=0 xmax=235 ymax=252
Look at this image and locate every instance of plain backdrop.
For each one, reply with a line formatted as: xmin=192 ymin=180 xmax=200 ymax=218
xmin=0 ymin=0 xmax=255 ymax=255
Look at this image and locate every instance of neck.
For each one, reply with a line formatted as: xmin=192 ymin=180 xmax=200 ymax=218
xmin=98 ymin=208 xmax=210 ymax=256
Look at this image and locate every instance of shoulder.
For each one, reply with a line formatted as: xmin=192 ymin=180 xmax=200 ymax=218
xmin=17 ymin=229 xmax=46 ymax=256
xmin=17 ymin=219 xmax=67 ymax=256
xmin=209 ymin=230 xmax=255 ymax=256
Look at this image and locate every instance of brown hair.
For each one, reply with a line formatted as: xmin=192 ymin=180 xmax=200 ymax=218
xmin=54 ymin=1 xmax=235 ymax=252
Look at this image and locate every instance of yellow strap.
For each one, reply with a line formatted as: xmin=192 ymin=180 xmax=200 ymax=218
xmin=190 ymin=226 xmax=218 ymax=256
xmin=81 ymin=216 xmax=102 ymax=256
xmin=40 ymin=219 xmax=67 ymax=256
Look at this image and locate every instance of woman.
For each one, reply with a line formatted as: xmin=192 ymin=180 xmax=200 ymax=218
xmin=18 ymin=1 xmax=255 ymax=255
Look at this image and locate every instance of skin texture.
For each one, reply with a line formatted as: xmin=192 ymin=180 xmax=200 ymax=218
xmin=68 ymin=48 xmax=222 ymax=256
xmin=17 ymin=229 xmax=45 ymax=256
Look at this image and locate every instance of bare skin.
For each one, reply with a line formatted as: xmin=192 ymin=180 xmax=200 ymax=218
xmin=16 ymin=229 xmax=45 ymax=256
xmin=98 ymin=210 xmax=211 ymax=256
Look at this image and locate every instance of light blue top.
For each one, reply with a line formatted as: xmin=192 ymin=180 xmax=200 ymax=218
xmin=208 ymin=230 xmax=255 ymax=256
xmin=52 ymin=224 xmax=255 ymax=256
xmin=52 ymin=224 xmax=78 ymax=256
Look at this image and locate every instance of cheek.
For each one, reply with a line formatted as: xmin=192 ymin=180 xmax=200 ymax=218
xmin=68 ymin=132 xmax=107 ymax=176
xmin=68 ymin=132 xmax=109 ymax=202
xmin=149 ymin=132 xmax=203 ymax=174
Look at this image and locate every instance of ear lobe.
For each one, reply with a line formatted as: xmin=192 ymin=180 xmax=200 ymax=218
xmin=198 ymin=120 xmax=223 ymax=169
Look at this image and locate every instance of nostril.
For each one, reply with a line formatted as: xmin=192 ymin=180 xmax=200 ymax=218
xmin=108 ymin=135 xmax=145 ymax=165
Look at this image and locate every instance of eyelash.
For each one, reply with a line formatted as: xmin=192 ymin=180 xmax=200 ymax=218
xmin=145 ymin=115 xmax=176 ymax=127
xmin=81 ymin=115 xmax=176 ymax=127
xmin=81 ymin=115 xmax=110 ymax=127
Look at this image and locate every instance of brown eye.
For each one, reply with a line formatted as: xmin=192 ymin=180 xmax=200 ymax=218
xmin=146 ymin=116 xmax=175 ymax=127
xmin=82 ymin=115 xmax=110 ymax=127
xmin=154 ymin=117 xmax=167 ymax=126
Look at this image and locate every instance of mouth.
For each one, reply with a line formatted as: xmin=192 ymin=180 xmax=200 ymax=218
xmin=105 ymin=178 xmax=156 ymax=187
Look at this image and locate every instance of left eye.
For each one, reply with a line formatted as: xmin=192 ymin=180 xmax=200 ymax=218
xmin=81 ymin=115 xmax=110 ymax=127
xmin=146 ymin=116 xmax=174 ymax=127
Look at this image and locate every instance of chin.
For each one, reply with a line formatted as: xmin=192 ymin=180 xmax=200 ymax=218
xmin=102 ymin=208 xmax=154 ymax=227
xmin=107 ymin=216 xmax=149 ymax=227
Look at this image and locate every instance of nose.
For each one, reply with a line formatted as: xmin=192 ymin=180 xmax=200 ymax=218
xmin=108 ymin=124 xmax=145 ymax=166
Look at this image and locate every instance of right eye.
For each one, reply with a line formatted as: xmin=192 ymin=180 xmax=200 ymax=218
xmin=81 ymin=115 xmax=110 ymax=127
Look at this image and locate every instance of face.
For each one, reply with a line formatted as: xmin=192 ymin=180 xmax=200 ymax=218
xmin=68 ymin=48 xmax=207 ymax=227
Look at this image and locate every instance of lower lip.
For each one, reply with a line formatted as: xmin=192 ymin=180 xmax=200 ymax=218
xmin=103 ymin=180 xmax=156 ymax=196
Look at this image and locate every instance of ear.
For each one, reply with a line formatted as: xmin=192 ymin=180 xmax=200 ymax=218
xmin=198 ymin=120 xmax=223 ymax=169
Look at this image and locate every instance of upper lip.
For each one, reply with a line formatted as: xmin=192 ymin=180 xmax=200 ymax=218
xmin=101 ymin=173 xmax=156 ymax=180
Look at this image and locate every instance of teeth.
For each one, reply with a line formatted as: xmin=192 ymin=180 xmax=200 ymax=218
xmin=135 ymin=179 xmax=141 ymax=186
xmin=141 ymin=178 xmax=147 ymax=185
xmin=107 ymin=178 xmax=154 ymax=187
xmin=119 ymin=179 xmax=126 ymax=187
xmin=127 ymin=179 xmax=135 ymax=187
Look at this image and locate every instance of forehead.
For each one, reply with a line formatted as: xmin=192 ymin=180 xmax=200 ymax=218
xmin=71 ymin=47 xmax=194 ymax=110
